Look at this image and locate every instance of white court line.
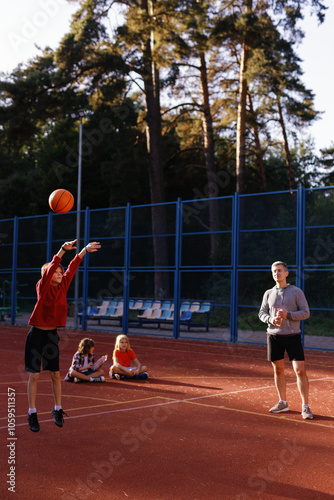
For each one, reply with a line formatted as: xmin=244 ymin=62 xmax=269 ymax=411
xmin=1 ymin=376 xmax=331 ymax=430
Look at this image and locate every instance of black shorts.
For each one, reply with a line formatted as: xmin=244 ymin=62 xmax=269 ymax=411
xmin=25 ymin=326 xmax=60 ymax=373
xmin=267 ymin=333 xmax=305 ymax=362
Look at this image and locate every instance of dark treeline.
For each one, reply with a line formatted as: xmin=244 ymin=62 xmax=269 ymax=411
xmin=0 ymin=0 xmax=333 ymax=221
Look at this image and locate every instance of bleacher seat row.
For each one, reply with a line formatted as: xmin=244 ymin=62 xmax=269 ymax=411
xmin=78 ymin=299 xmax=214 ymax=331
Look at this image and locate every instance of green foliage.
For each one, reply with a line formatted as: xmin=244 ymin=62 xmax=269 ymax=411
xmin=0 ymin=0 xmax=332 ymax=219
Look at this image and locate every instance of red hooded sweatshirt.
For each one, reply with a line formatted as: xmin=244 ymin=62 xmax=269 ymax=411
xmin=29 ymin=254 xmax=82 ymax=328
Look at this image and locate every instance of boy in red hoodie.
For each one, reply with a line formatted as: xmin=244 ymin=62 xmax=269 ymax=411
xmin=25 ymin=239 xmax=101 ymax=432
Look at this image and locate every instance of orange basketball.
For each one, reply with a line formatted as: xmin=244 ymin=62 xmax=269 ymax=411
xmin=48 ymin=189 xmax=74 ymax=214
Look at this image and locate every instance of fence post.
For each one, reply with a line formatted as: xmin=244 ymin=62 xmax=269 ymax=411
xmin=122 ymin=203 xmax=132 ymax=333
xmin=173 ymin=198 xmax=182 ymax=339
xmin=81 ymin=207 xmax=90 ymax=331
xmin=230 ymin=192 xmax=239 ymax=343
xmin=297 ymin=186 xmax=306 ymax=342
xmin=10 ymin=217 xmax=18 ymax=325
xmin=296 ymin=186 xmax=304 ymax=289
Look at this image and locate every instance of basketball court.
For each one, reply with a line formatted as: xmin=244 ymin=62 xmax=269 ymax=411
xmin=1 ymin=325 xmax=333 ymax=499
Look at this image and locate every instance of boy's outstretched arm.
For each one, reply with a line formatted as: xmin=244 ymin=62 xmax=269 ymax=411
xmin=56 ymin=240 xmax=101 ymax=259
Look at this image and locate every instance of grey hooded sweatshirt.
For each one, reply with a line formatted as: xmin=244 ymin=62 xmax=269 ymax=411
xmin=259 ymin=284 xmax=310 ymax=336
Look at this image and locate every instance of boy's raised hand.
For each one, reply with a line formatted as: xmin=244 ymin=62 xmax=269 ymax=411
xmin=62 ymin=239 xmax=77 ymax=251
xmin=85 ymin=242 xmax=101 ymax=253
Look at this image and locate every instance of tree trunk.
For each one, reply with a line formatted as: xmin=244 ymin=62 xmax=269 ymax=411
xmin=142 ymin=0 xmax=169 ymax=298
xmin=236 ymin=0 xmax=252 ymax=194
xmin=247 ymin=92 xmax=266 ymax=190
xmin=199 ymin=52 xmax=220 ymax=262
xmin=277 ymin=96 xmax=295 ymax=191
xmin=236 ymin=40 xmax=249 ymax=194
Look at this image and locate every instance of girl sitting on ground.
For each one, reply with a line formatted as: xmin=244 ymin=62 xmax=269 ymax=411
xmin=109 ymin=334 xmax=148 ymax=380
xmin=64 ymin=337 xmax=106 ymax=382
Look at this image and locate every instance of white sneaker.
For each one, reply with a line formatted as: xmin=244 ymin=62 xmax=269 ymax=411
xmin=301 ymin=406 xmax=313 ymax=420
xmin=269 ymin=401 xmax=289 ymax=413
xmin=91 ymin=376 xmax=105 ymax=382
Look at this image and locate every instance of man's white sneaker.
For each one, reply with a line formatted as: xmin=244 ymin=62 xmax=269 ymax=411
xmin=301 ymin=406 xmax=313 ymax=420
xmin=269 ymin=401 xmax=289 ymax=413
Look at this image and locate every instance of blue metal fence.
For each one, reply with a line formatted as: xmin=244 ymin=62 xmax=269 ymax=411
xmin=1 ymin=187 xmax=334 ymax=350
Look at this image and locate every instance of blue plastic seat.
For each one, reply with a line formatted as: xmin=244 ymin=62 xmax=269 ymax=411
xmin=161 ymin=301 xmax=172 ymax=310
xmin=180 ymin=310 xmax=192 ymax=331
xmin=181 ymin=311 xmax=192 ymax=321
xmin=141 ymin=300 xmax=153 ymax=309
xmin=106 ymin=305 xmax=116 ymax=316
xmin=160 ymin=309 xmax=173 ymax=320
xmin=197 ymin=302 xmax=211 ymax=314
xmin=89 ymin=306 xmax=99 ymax=316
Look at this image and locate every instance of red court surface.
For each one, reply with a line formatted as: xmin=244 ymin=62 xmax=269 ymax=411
xmin=1 ymin=325 xmax=334 ymax=500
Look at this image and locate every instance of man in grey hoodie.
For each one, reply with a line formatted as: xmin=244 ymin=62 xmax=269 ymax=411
xmin=259 ymin=261 xmax=313 ymax=420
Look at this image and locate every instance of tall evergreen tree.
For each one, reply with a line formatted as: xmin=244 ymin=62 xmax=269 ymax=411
xmin=164 ymin=0 xmax=229 ymax=260
xmin=214 ymin=0 xmax=327 ymax=192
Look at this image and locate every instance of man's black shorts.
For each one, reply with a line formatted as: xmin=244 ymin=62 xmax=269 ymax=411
xmin=25 ymin=326 xmax=60 ymax=373
xmin=267 ymin=333 xmax=305 ymax=362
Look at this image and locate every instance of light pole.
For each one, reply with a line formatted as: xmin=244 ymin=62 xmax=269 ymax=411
xmin=73 ymin=113 xmax=84 ymax=328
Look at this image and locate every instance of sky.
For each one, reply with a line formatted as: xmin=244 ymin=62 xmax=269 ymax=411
xmin=0 ymin=0 xmax=333 ymax=153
